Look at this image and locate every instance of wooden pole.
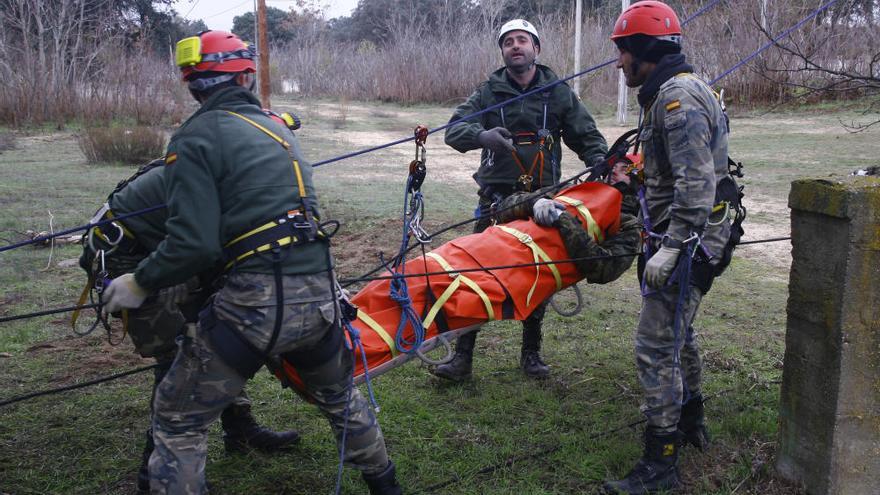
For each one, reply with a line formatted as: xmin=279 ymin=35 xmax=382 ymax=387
xmin=616 ymin=0 xmax=630 ymax=125
xmin=256 ymin=0 xmax=271 ymax=108
xmin=573 ymin=0 xmax=582 ymax=97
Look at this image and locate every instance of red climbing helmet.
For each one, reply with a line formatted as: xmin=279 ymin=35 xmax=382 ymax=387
xmin=611 ymin=1 xmax=681 ymax=42
xmin=175 ymin=30 xmax=256 ymax=80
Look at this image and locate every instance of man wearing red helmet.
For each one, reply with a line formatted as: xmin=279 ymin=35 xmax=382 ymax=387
xmin=438 ymin=19 xmax=609 ymax=382
xmin=603 ymin=2 xmax=732 ymax=493
xmin=102 ymin=31 xmax=400 ymax=494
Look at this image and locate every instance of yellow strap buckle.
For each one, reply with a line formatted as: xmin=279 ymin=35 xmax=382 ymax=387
xmin=423 ymin=252 xmax=495 ymax=329
xmin=496 ymin=225 xmax=562 ymax=307
xmin=555 ymin=196 xmax=604 ymax=242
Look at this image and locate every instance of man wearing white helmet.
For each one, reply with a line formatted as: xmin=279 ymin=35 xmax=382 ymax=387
xmin=439 ymin=19 xmax=609 ymax=382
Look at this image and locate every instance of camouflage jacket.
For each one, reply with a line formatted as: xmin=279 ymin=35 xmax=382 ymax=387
xmin=638 ymin=56 xmax=731 ymax=257
xmin=496 ymin=190 xmax=641 ymax=284
xmin=445 ymin=65 xmax=607 ymax=189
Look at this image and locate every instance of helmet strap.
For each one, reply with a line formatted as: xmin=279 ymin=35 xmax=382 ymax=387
xmin=188 ymin=73 xmax=237 ymax=92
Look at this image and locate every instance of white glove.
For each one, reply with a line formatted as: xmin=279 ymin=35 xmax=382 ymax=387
xmin=644 ymin=246 xmax=681 ymax=289
xmin=102 ymin=273 xmax=149 ymax=313
xmin=533 ymin=199 xmax=566 ymax=226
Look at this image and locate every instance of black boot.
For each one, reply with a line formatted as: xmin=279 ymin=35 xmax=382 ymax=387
xmin=363 ymin=460 xmax=403 ymax=495
xmin=430 ymin=331 xmax=476 ymax=382
xmin=603 ymin=428 xmax=682 ymax=494
xmin=136 ymin=428 xmax=153 ymax=493
xmin=220 ymin=403 xmax=301 ymax=453
xmin=520 ymin=322 xmax=549 ymax=379
xmin=678 ymin=394 xmax=709 ymax=451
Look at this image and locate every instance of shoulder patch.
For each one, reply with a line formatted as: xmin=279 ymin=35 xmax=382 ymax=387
xmin=165 ymin=152 xmax=177 ymax=165
xmin=665 ymin=100 xmax=681 ymax=111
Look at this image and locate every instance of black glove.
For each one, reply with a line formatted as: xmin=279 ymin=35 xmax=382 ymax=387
xmin=478 ymin=127 xmax=515 ymax=155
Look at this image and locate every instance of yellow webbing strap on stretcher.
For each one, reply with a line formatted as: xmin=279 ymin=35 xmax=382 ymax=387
xmin=423 ymin=252 xmax=495 ymax=329
xmin=224 ymin=111 xmax=308 ymax=199
xmin=356 ymin=309 xmax=399 ymax=357
xmin=554 ymin=196 xmax=605 ymax=243
xmin=496 ymin=225 xmax=562 ymax=307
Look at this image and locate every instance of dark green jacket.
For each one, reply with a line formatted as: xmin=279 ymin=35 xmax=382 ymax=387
xmin=135 ymin=86 xmax=328 ymax=291
xmin=445 ymin=65 xmax=607 ymax=189
xmin=109 ymin=163 xmax=167 ymax=252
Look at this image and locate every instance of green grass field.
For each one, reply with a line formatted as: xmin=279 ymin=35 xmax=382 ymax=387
xmin=0 ymin=98 xmax=876 ymax=494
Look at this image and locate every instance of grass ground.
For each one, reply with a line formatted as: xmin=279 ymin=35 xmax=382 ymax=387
xmin=1 ymin=97 xmax=877 ymax=494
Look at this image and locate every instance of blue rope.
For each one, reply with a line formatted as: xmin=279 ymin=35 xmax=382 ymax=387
xmin=310 ymin=0 xmax=724 ymax=169
xmin=670 ymin=242 xmax=697 ymax=407
xmin=710 ymin=0 xmax=840 ymax=85
xmin=336 ymin=320 xmax=381 ymax=495
xmin=0 ymin=203 xmax=166 ymax=254
xmin=385 ymin=175 xmax=426 ymax=354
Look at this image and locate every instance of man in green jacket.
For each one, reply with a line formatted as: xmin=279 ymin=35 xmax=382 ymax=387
xmin=436 ymin=19 xmax=609 ymax=381
xmin=102 ymin=31 xmax=400 ymax=495
xmin=80 ymin=159 xmax=301 ymax=492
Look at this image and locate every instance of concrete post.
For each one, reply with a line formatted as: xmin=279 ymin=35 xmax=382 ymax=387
xmin=777 ymin=177 xmax=880 ymax=495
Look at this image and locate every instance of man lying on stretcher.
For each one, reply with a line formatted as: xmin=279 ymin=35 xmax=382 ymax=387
xmin=277 ymin=163 xmax=643 ymax=391
xmin=494 ymin=163 xmax=641 ymax=286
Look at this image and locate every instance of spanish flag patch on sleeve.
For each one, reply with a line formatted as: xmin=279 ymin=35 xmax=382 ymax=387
xmin=165 ymin=152 xmax=178 ymax=165
xmin=665 ymin=100 xmax=681 ymax=111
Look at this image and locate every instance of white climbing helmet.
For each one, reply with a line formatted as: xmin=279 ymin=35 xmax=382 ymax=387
xmin=497 ymin=19 xmax=540 ymax=48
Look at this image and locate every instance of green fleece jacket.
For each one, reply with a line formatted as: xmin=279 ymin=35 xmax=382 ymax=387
xmin=134 ymin=86 xmax=328 ymax=291
xmin=445 ymin=65 xmax=608 ymax=189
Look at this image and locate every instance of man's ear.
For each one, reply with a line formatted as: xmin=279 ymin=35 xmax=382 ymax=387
xmin=535 ymin=44 xmax=541 ymax=57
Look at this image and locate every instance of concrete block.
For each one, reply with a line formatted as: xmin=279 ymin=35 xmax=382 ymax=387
xmin=777 ymin=177 xmax=880 ymax=495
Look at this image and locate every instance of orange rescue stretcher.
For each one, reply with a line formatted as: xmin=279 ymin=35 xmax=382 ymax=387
xmin=280 ymin=182 xmax=623 ymax=389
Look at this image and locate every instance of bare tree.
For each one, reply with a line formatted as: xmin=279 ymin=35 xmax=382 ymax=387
xmin=756 ymin=0 xmax=880 ymax=131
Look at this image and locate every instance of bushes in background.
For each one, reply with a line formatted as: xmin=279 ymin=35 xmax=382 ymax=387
xmin=77 ymin=126 xmax=166 ymax=165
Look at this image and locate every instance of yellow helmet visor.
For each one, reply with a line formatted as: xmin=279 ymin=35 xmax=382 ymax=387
xmin=175 ymin=36 xmax=202 ymax=68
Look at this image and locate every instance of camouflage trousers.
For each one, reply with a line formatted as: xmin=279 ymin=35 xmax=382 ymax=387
xmin=149 ymin=272 xmax=389 ymax=494
xmin=636 ymin=284 xmax=704 ymax=433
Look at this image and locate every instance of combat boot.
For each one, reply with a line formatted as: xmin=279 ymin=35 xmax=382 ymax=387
xmin=602 ymin=428 xmax=681 ymax=494
xmin=430 ymin=331 xmax=476 ymax=382
xmin=220 ymin=403 xmax=301 ymax=453
xmin=678 ymin=394 xmax=710 ymax=451
xmin=363 ymin=460 xmax=403 ymax=495
xmin=520 ymin=323 xmax=550 ymax=379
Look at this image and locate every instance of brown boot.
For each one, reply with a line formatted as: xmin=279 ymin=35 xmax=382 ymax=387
xmin=220 ymin=403 xmax=300 ymax=453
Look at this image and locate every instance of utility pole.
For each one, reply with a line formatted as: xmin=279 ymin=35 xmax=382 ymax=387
xmin=616 ymin=0 xmax=630 ymax=125
xmin=760 ymin=0 xmax=768 ymax=30
xmin=573 ymin=0 xmax=582 ymax=97
xmin=256 ymin=0 xmax=271 ymax=109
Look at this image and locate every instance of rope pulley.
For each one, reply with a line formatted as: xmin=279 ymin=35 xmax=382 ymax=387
xmin=409 ymin=125 xmax=428 ymax=193
xmin=406 ymin=125 xmax=431 ymax=244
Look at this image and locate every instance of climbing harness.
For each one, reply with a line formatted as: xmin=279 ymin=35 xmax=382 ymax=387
xmin=501 ymin=92 xmax=556 ymax=192
xmin=205 ymin=110 xmax=332 ymax=376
